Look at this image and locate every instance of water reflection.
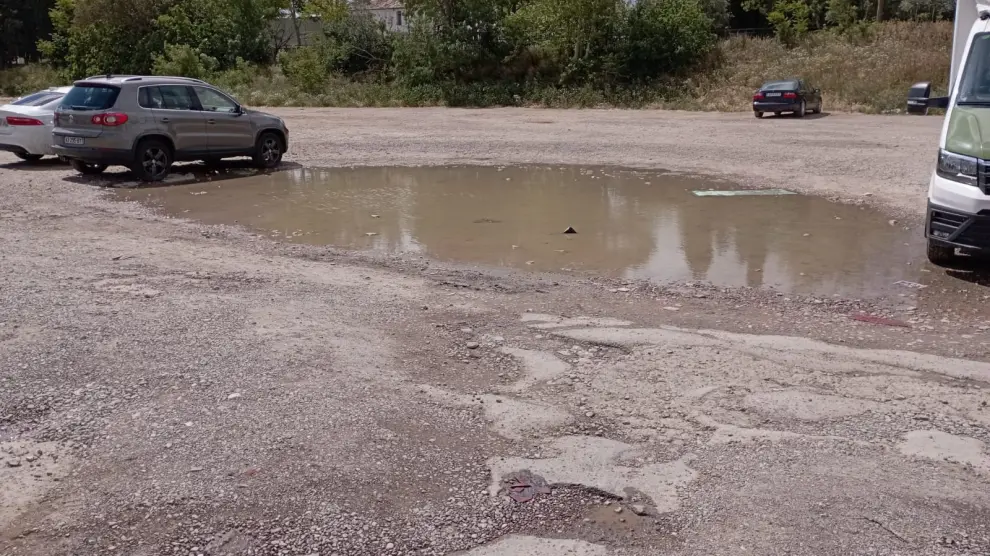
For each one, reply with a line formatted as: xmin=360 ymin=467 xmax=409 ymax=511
xmin=117 ymin=165 xmax=925 ymax=297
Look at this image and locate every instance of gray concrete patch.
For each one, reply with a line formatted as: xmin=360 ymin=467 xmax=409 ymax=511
xmin=499 ymin=347 xmax=571 ymax=391
xmin=743 ymin=390 xmax=880 ymax=421
xmin=455 ymin=535 xmax=610 ymax=556
xmin=898 ymin=430 xmax=989 ymax=472
xmin=419 ymin=385 xmax=573 ymax=440
xmin=487 ymin=436 xmax=696 ymax=512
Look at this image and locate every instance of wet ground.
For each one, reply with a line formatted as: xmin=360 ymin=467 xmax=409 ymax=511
xmin=118 ymin=165 xmax=929 ymax=298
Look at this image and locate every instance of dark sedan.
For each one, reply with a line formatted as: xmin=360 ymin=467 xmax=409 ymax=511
xmin=752 ymin=79 xmax=823 ymax=118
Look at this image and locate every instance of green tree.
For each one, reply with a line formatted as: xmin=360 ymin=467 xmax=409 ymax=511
xmin=622 ymin=0 xmax=716 ymax=83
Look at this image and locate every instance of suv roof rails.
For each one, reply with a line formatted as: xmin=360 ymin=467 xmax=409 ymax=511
xmin=82 ymin=74 xmax=139 ymax=80
xmin=167 ymin=76 xmax=208 ymax=84
xmin=123 ymin=77 xmax=144 ymax=82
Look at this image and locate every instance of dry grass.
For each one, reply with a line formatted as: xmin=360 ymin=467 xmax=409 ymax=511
xmin=678 ymin=21 xmax=952 ymax=113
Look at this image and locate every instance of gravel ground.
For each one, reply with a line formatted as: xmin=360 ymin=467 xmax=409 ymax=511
xmin=1 ymin=108 xmax=989 ymax=556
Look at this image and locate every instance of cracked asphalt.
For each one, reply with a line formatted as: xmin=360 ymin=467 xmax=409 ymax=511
xmin=1 ymin=108 xmax=989 ymax=556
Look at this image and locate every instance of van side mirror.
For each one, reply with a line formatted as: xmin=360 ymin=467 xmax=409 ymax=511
xmin=907 ymin=82 xmax=949 ymax=115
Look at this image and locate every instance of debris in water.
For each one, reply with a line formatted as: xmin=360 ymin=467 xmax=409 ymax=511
xmin=894 ymin=280 xmax=927 ymax=290
xmin=850 ymin=313 xmax=910 ymax=328
xmin=365 ymin=232 xmax=378 ymax=237
xmin=563 ymin=226 xmax=577 ymax=234
xmin=371 ymin=214 xmax=380 ymax=218
xmin=501 ymin=470 xmax=552 ymax=503
xmin=692 ymin=189 xmax=797 ymax=197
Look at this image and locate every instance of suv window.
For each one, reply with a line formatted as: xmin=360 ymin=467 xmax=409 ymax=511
xmin=157 ymin=85 xmax=199 ymax=111
xmin=193 ymin=87 xmax=239 ymax=113
xmin=138 ymin=86 xmax=166 ymax=109
xmin=62 ymin=85 xmax=121 ymax=111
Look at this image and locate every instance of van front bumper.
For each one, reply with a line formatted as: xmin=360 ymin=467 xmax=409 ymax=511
xmin=927 ymin=202 xmax=990 ymax=251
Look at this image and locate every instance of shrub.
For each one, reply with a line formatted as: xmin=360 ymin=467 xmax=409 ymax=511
xmin=152 ymin=44 xmax=218 ymax=79
xmin=623 ymin=0 xmax=717 ymax=83
xmin=278 ymin=47 xmax=329 ymax=94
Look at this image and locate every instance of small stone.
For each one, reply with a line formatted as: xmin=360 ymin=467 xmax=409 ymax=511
xmin=386 ymin=543 xmax=395 ymax=550
xmin=466 ymin=342 xmax=480 ymax=349
xmin=616 ymin=287 xmax=631 ymax=293
xmin=6 ymin=458 xmax=21 ymax=468
xmin=189 ymin=467 xmax=204 ymax=473
xmin=227 ymin=393 xmax=242 ymax=400
xmin=461 ymin=327 xmax=473 ymax=333
xmin=585 ymin=411 xmax=596 ymax=418
xmin=631 ymin=504 xmax=649 ymax=516
xmin=614 ymin=506 xmax=623 ymax=514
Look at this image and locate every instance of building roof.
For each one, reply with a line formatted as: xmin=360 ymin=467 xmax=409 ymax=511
xmin=364 ymin=0 xmax=403 ymax=9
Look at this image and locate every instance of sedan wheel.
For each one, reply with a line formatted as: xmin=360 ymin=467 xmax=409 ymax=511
xmin=754 ymin=111 xmax=764 ymax=119
xmin=796 ymin=101 xmax=807 ymax=118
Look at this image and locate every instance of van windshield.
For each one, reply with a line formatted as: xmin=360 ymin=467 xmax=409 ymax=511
xmin=957 ymin=33 xmax=990 ymax=104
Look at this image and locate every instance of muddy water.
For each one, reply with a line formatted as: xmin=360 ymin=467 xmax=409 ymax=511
xmin=118 ymin=165 xmax=927 ymax=297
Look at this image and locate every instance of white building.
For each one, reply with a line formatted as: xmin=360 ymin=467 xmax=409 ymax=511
xmin=358 ymin=0 xmax=407 ymax=33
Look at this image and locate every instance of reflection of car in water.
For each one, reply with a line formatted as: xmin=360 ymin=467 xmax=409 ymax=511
xmin=0 ymin=87 xmax=72 ymax=161
xmin=908 ymin=0 xmax=990 ymax=266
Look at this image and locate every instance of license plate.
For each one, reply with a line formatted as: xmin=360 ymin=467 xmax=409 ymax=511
xmin=63 ymin=136 xmax=84 ymax=145
xmin=766 ymin=92 xmax=782 ymax=97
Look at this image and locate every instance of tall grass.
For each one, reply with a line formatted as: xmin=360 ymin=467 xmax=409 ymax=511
xmin=0 ymin=22 xmax=953 ymax=112
xmin=680 ymin=21 xmax=952 ymax=113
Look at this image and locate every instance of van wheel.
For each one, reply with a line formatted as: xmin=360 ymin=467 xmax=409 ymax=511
xmin=14 ymin=153 xmax=43 ymax=162
xmin=927 ymin=241 xmax=958 ymax=267
xmin=132 ymin=139 xmax=173 ymax=182
xmin=253 ymin=132 xmax=284 ymax=169
xmin=70 ymin=159 xmax=108 ymax=175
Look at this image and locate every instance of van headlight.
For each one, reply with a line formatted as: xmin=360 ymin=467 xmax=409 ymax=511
xmin=937 ymin=149 xmax=979 ymax=186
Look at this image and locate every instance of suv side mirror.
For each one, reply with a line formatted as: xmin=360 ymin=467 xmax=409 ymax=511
xmin=233 ymin=104 xmax=243 ymax=116
xmin=907 ymin=82 xmax=949 ymax=115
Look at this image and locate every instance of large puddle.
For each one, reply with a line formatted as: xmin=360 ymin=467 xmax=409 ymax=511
xmin=117 ymin=165 xmax=927 ymax=297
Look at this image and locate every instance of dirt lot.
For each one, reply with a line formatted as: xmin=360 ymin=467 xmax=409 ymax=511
xmin=2 ymin=108 xmax=989 ymax=556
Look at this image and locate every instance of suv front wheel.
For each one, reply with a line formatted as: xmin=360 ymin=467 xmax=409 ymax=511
xmin=253 ymin=132 xmax=284 ymax=169
xmin=132 ymin=139 xmax=173 ymax=182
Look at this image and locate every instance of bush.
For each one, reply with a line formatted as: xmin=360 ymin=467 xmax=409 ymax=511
xmin=278 ymin=47 xmax=329 ymax=94
xmin=623 ymin=0 xmax=717 ymax=83
xmin=152 ymin=44 xmax=218 ymax=79
xmin=0 ymin=65 xmax=65 ymax=97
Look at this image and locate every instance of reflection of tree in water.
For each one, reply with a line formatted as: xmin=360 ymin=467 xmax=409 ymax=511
xmin=672 ymin=192 xmax=917 ymax=293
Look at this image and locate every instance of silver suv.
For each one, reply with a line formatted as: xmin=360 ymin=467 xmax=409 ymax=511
xmin=52 ymin=75 xmax=288 ymax=181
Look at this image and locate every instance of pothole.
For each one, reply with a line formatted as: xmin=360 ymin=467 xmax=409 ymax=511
xmin=117 ymin=165 xmax=926 ymax=297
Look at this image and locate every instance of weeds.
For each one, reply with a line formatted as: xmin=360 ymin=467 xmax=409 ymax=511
xmin=0 ymin=22 xmax=952 ymax=113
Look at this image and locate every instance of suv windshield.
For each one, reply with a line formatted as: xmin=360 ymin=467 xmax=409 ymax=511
xmin=61 ymin=84 xmax=121 ymax=111
xmin=957 ymin=33 xmax=990 ymax=104
xmin=762 ymin=81 xmax=798 ymax=91
xmin=12 ymin=91 xmax=64 ymax=106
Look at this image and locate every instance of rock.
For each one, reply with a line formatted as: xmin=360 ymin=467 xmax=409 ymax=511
xmin=386 ymin=543 xmax=395 ymax=550
xmin=6 ymin=458 xmax=21 ymax=468
xmin=614 ymin=506 xmax=623 ymax=514
xmin=585 ymin=411 xmax=596 ymax=418
xmin=563 ymin=226 xmax=577 ymax=234
xmin=466 ymin=342 xmax=480 ymax=350
xmin=461 ymin=328 xmax=473 ymax=333
xmin=631 ymin=504 xmax=649 ymax=516
xmin=616 ymin=287 xmax=631 ymax=293
xmin=227 ymin=393 xmax=242 ymax=400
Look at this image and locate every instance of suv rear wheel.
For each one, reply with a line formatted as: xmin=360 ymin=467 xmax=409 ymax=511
xmin=253 ymin=132 xmax=284 ymax=169
xmin=70 ymin=159 xmax=108 ymax=175
xmin=132 ymin=138 xmax=173 ymax=182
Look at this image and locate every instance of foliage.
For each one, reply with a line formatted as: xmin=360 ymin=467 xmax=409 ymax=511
xmin=623 ymin=0 xmax=717 ymax=83
xmin=152 ymin=44 xmax=219 ymax=79
xmin=278 ymin=46 xmax=329 ymax=93
xmin=766 ymin=0 xmax=811 ymax=45
xmin=318 ymin=13 xmax=395 ymax=76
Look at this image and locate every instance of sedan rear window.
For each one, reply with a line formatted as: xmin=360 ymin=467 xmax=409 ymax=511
xmin=11 ymin=91 xmax=64 ymax=106
xmin=762 ymin=81 xmax=798 ymax=91
xmin=61 ymin=84 xmax=121 ymax=111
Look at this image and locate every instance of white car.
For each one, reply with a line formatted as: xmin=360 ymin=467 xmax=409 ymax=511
xmin=0 ymin=87 xmax=72 ymax=162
